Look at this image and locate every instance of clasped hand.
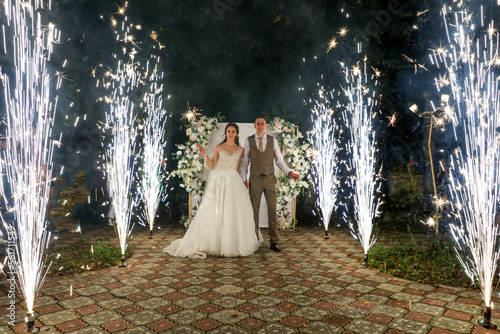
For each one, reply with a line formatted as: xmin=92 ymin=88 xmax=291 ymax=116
xmin=289 ymin=172 xmax=300 ymax=181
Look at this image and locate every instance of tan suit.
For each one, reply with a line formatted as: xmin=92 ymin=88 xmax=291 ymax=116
xmin=247 ymin=135 xmax=279 ymax=243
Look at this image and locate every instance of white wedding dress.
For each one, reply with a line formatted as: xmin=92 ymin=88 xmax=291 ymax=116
xmin=164 ymin=149 xmax=261 ymax=258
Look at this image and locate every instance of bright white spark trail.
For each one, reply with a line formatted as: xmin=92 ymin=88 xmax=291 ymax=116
xmin=430 ymin=3 xmax=500 ymax=325
xmin=0 ymin=0 xmax=60 ymax=322
xmin=307 ymin=90 xmax=341 ymax=237
xmin=104 ymin=15 xmax=140 ymax=265
xmin=342 ymin=57 xmax=382 ymax=264
xmin=139 ymin=58 xmax=168 ymax=238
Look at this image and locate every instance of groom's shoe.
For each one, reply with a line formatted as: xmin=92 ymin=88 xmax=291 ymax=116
xmin=270 ymin=243 xmax=281 ymax=252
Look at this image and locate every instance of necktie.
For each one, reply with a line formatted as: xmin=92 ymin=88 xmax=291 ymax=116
xmin=258 ymin=137 xmax=263 ymax=152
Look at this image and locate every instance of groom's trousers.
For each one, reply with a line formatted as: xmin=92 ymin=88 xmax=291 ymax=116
xmin=249 ymin=174 xmax=279 ymax=243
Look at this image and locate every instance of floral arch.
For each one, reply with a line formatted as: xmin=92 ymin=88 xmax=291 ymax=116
xmin=172 ymin=116 xmax=311 ymax=229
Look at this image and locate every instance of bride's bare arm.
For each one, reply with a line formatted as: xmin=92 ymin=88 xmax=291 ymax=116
xmin=202 ymin=145 xmax=219 ymax=170
xmin=237 ymin=147 xmax=244 ymax=174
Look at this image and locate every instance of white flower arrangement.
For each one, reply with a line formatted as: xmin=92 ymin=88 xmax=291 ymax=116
xmin=172 ymin=115 xmax=221 ymax=225
xmin=270 ymin=117 xmax=312 ymax=228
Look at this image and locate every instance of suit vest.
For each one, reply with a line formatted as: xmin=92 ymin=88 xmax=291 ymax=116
xmin=248 ymin=135 xmax=275 ymax=177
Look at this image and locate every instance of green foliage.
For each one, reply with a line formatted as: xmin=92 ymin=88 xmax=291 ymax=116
xmin=55 ymin=172 xmax=90 ymax=220
xmin=368 ymin=236 xmax=469 ymax=286
xmin=46 ymin=241 xmax=132 ymax=276
xmin=392 ymin=164 xmax=423 ymax=203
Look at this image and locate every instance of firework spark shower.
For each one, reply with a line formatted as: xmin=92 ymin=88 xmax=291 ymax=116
xmin=139 ymin=58 xmax=168 ymax=238
xmin=307 ymin=90 xmax=341 ymax=237
xmin=104 ymin=62 xmax=139 ymax=265
xmin=0 ymin=0 xmax=60 ymax=323
xmin=103 ymin=16 xmax=141 ymax=265
xmin=342 ymin=57 xmax=382 ymax=264
xmin=431 ymin=2 xmax=500 ymax=326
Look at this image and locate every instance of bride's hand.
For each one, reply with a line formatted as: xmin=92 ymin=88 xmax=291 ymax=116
xmin=198 ymin=145 xmax=205 ymax=156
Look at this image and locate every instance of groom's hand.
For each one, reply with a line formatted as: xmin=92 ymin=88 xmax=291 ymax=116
xmin=244 ymin=181 xmax=249 ymax=189
xmin=289 ymin=172 xmax=300 ymax=181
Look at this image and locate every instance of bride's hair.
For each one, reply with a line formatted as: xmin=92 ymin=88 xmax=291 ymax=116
xmin=220 ymin=123 xmax=240 ymax=146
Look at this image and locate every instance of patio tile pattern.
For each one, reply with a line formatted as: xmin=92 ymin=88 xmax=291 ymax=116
xmin=0 ymin=224 xmax=498 ymax=333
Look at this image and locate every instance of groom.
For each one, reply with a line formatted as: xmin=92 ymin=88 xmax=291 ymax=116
xmin=241 ymin=117 xmax=300 ymax=252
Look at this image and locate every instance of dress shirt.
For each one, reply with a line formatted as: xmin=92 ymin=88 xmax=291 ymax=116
xmin=240 ymin=134 xmax=291 ymax=181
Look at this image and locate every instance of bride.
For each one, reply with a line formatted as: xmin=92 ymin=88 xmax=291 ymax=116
xmin=164 ymin=123 xmax=262 ymax=258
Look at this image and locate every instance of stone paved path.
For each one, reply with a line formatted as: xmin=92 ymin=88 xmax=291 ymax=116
xmin=0 ymin=224 xmax=498 ymax=333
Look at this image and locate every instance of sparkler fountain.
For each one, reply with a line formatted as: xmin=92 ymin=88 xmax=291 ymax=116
xmin=342 ymin=57 xmax=382 ymax=267
xmin=429 ymin=2 xmax=500 ymax=329
xmin=0 ymin=0 xmax=60 ymax=331
xmin=139 ymin=59 xmax=168 ymax=239
xmin=104 ymin=63 xmax=139 ymax=267
xmin=307 ymin=90 xmax=341 ymax=239
xmin=103 ymin=15 xmax=141 ymax=268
